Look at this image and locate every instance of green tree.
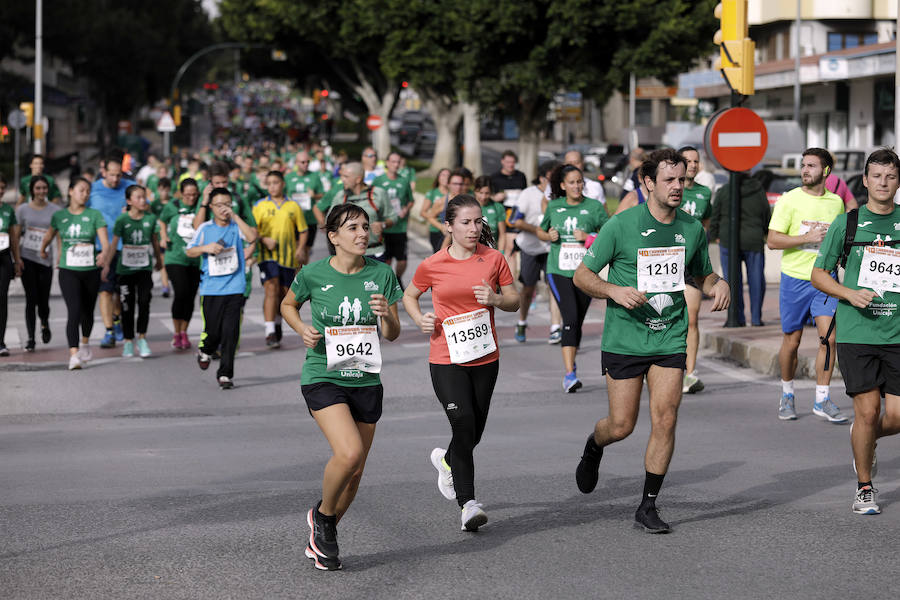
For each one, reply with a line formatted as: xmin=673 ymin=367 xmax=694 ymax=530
xmin=1 ymin=1 xmax=216 ymax=141
xmin=221 ymin=0 xmax=401 ymax=160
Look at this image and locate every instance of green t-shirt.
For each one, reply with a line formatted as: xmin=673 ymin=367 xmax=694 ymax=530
xmin=320 ymin=187 xmax=396 ymax=256
xmin=113 ymin=212 xmax=159 ymax=275
xmin=768 ymin=187 xmax=844 ymax=280
xmin=316 ymin=180 xmax=344 ymax=213
xmin=540 ymin=197 xmax=609 ymax=277
xmin=158 ymin=201 xmax=201 ymax=268
xmin=0 ymin=203 xmax=18 ymax=253
xmin=480 ymin=201 xmax=507 ymax=242
xmin=373 ymin=174 xmax=414 ymax=234
xmin=425 ymin=188 xmax=445 ymax=233
xmin=813 ymin=205 xmax=900 ymax=345
xmin=582 ymin=203 xmax=713 ymax=356
xmin=290 ymin=257 xmax=403 ymax=387
xmin=398 ymin=166 xmax=416 ymax=184
xmin=149 ymin=197 xmax=171 ymax=217
xmin=681 ymin=183 xmax=712 ymax=222
xmin=284 ymin=171 xmax=324 ymax=225
xmin=50 ymin=208 xmax=107 ymax=271
xmin=19 ymin=174 xmax=62 ymax=202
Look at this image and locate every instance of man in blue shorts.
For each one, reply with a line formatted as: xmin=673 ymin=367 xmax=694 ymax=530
xmin=767 ymin=148 xmax=848 ymax=423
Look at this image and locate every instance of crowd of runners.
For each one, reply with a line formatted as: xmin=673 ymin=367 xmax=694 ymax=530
xmin=1 ymin=141 xmax=898 ymax=570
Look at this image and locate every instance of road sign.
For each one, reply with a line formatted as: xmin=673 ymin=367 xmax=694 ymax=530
xmin=7 ymin=109 xmax=27 ymax=130
xmin=366 ymin=115 xmax=382 ymax=131
xmin=157 ymin=111 xmax=176 ymax=133
xmin=704 ymin=107 xmax=767 ymax=172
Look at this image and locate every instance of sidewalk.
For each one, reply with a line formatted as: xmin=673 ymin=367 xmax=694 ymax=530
xmin=699 ymin=281 xmax=835 ymax=380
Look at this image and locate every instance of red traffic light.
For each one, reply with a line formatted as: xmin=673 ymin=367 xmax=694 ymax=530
xmin=320 ymin=89 xmax=329 ymax=98
xmin=401 ymin=81 xmax=409 ymax=88
xmin=203 ymin=82 xmax=219 ymax=91
xmin=321 ymin=114 xmax=330 ymax=120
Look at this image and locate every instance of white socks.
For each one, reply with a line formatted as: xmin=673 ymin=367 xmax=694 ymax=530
xmin=816 ymin=385 xmax=830 ymax=403
xmin=265 ymin=321 xmax=275 ymax=335
xmin=782 ymin=380 xmax=794 ymax=395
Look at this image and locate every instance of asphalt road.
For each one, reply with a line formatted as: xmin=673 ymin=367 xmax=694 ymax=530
xmin=2 ymin=232 xmax=897 ymax=599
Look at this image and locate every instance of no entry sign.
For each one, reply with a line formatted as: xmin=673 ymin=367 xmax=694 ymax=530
xmin=366 ymin=115 xmax=383 ymax=131
xmin=704 ymin=107 xmax=768 ymax=172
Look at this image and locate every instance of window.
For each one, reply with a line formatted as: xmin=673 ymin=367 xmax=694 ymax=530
xmin=828 ymin=32 xmax=879 ymax=52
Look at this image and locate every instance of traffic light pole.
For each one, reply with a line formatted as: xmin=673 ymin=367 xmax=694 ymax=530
xmin=725 ymin=89 xmax=743 ymax=327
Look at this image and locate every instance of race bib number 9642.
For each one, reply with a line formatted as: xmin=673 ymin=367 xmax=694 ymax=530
xmin=325 ymin=325 xmax=382 ymax=373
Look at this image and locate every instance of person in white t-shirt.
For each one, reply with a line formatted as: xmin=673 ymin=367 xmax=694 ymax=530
xmin=509 ymin=161 xmax=563 ymax=344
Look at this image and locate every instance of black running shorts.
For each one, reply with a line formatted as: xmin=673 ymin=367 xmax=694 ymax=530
xmin=837 ymin=343 xmax=900 ymax=397
xmin=601 ymin=351 xmax=687 ymax=380
xmin=301 ymin=382 xmax=384 ymax=423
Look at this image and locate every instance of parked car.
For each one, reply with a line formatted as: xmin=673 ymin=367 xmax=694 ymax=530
xmin=845 ymin=173 xmax=868 ymax=205
xmin=414 ymin=129 xmax=437 ymax=158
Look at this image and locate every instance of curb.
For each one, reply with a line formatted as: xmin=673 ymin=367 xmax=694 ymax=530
xmin=702 ymin=330 xmax=839 ymax=380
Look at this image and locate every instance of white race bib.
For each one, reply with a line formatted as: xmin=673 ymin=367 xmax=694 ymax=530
xmin=558 ymin=242 xmax=587 ymax=271
xmin=0 ymin=233 xmax=9 ymax=251
xmin=176 ymin=214 xmax=195 ymax=240
xmin=637 ymin=246 xmax=686 ymax=293
xmin=121 ymin=244 xmax=150 ymax=268
xmin=857 ymin=246 xmax=900 ymax=295
xmin=292 ymin=192 xmax=312 ymax=211
xmin=798 ymin=220 xmax=831 ymax=253
xmin=22 ymin=227 xmax=46 ymax=252
xmin=208 ymin=246 xmax=239 ymax=276
xmin=442 ymin=308 xmax=496 ymax=364
xmin=325 ymin=325 xmax=382 ymax=373
xmin=67 ymin=243 xmax=95 ymax=267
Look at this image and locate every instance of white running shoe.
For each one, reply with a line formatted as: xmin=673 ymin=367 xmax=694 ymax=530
xmin=77 ymin=345 xmax=92 ymax=363
xmin=68 ymin=354 xmax=83 ymax=371
xmin=430 ymin=448 xmax=456 ymax=500
xmin=852 ymin=485 xmax=880 ymax=515
xmin=461 ymin=499 xmax=488 ymax=531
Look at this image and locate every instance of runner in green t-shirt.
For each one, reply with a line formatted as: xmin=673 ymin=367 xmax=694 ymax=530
xmin=158 ymin=188 xmax=201 ymax=351
xmin=42 ymin=176 xmax=110 ymax=369
xmin=811 ymin=148 xmax=900 ymax=516
xmin=285 ymin=151 xmax=324 ymax=264
xmin=473 ymin=175 xmax=507 ymax=254
xmin=107 ymin=185 xmax=162 ymax=358
xmin=421 ymin=168 xmax=451 ymax=253
xmin=537 ymin=165 xmax=608 ymax=393
xmin=18 ymin=155 xmax=62 ymax=205
xmin=0 ymin=178 xmax=22 ymax=356
xmin=280 ymin=203 xmax=402 ymax=572
xmin=373 ymin=152 xmax=415 ymax=282
xmin=571 ymin=149 xmax=729 ymax=533
xmin=677 ymin=146 xmax=713 ymax=396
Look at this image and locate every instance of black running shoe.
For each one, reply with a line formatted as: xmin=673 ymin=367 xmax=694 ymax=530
xmin=41 ymin=324 xmax=51 ymax=344
xmin=275 ymin=323 xmax=283 ymax=342
xmin=25 ymin=339 xmax=36 ymax=353
xmin=306 ymin=502 xmax=341 ymax=571
xmin=575 ymin=434 xmax=603 ymax=493
xmin=197 ymin=350 xmax=211 ymax=370
xmin=634 ymin=503 xmax=672 ymax=533
xmin=266 ymin=333 xmax=280 ymax=349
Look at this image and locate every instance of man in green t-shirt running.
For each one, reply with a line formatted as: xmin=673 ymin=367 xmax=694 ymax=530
xmin=373 ymin=152 xmax=414 ymax=282
xmin=677 ymin=146 xmax=713 ymax=396
xmin=811 ymin=148 xmax=900 ymax=516
xmin=571 ymin=149 xmax=730 ymax=533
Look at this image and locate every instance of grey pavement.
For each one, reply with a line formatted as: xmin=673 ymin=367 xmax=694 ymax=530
xmin=2 ymin=226 xmax=894 ymax=599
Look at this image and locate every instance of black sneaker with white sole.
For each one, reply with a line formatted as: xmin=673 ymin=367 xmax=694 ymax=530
xmin=634 ymin=502 xmax=672 ymax=533
xmin=306 ymin=501 xmax=341 ymax=571
xmin=575 ymin=434 xmax=603 ymax=493
xmin=197 ymin=350 xmax=211 ymax=370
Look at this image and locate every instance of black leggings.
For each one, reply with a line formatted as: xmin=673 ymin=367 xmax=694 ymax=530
xmin=547 ymin=273 xmax=591 ymax=348
xmin=166 ymin=264 xmax=201 ymax=321
xmin=430 ymin=361 xmax=499 ymax=507
xmin=58 ymin=268 xmax=101 ymax=348
xmin=119 ymin=271 xmax=152 ymax=339
xmin=21 ymin=258 xmax=53 ymax=340
xmin=0 ymin=253 xmax=13 ymax=345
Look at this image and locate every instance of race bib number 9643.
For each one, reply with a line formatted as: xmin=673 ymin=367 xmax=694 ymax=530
xmin=858 ymin=246 xmax=900 ymax=295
